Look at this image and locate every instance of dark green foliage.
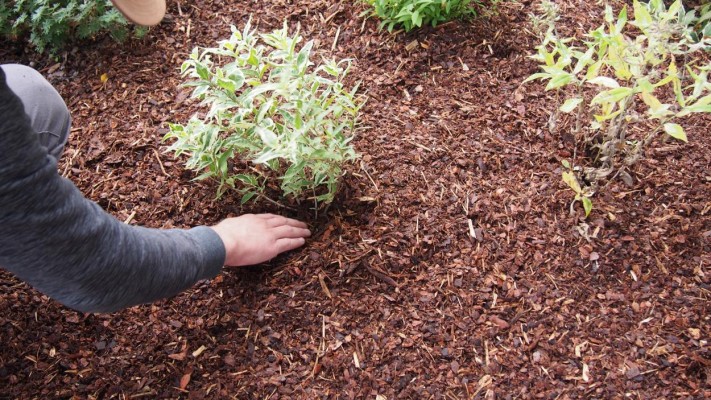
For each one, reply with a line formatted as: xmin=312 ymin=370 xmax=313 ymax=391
xmin=1 ymin=0 xmax=145 ymax=55
xmin=364 ymin=0 xmax=485 ymax=32
xmin=684 ymin=2 xmax=711 ymax=44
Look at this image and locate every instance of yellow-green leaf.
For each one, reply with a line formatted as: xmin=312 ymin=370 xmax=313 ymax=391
xmin=641 ymin=91 xmax=671 ymax=118
xmin=585 ymin=60 xmax=603 ymax=81
xmin=678 ymin=103 xmax=711 ymax=116
xmin=691 ymin=94 xmax=711 ymax=108
xmin=591 ymin=87 xmax=634 ymax=105
xmin=573 ymin=48 xmax=595 ymax=75
xmin=560 ymin=97 xmax=584 ymax=113
xmin=582 ymin=197 xmax=593 ymax=217
xmin=588 ymin=76 xmax=620 ymax=88
xmin=523 ymin=72 xmax=550 ymax=84
xmin=616 ymin=5 xmax=628 ymax=32
xmin=594 ymin=109 xmax=623 ymax=122
xmin=667 ymin=1 xmax=682 ymax=18
xmin=562 ymin=171 xmax=583 ymax=194
xmin=663 ymin=123 xmax=687 ymax=142
xmin=633 ymin=0 xmax=653 ymax=28
xmin=637 ymin=78 xmax=654 ymax=93
xmin=545 ymin=73 xmax=573 ymax=90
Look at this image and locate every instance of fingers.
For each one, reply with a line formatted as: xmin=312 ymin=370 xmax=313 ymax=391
xmin=276 ymin=237 xmax=307 ymax=253
xmin=264 ymin=215 xmax=309 ymax=229
xmin=284 ymin=218 xmax=309 ymax=229
xmin=272 ymin=224 xmax=311 ymax=239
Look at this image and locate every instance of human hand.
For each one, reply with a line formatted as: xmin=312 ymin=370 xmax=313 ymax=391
xmin=210 ymin=214 xmax=311 ymax=267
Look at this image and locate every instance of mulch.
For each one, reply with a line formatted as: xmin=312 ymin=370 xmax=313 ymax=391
xmin=1 ymin=0 xmax=709 ymax=398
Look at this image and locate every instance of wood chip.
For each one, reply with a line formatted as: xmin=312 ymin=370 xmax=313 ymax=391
xmin=318 ymin=273 xmax=332 ymax=299
xmin=192 ymin=345 xmax=206 ymax=358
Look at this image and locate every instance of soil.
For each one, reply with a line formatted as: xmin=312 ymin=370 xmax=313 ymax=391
xmin=1 ymin=0 xmax=710 ymax=399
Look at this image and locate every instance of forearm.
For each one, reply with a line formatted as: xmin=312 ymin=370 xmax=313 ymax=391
xmin=0 ymin=67 xmax=225 ymax=313
xmin=1 ymin=199 xmax=225 ymax=313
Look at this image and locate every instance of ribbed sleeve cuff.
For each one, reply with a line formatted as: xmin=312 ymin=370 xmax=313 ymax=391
xmin=190 ymin=226 xmax=226 ymax=280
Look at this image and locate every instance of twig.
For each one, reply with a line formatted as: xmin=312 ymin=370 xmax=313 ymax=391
xmin=255 ymin=192 xmax=298 ymax=211
xmin=407 ymin=139 xmax=433 ymax=152
xmin=331 ymin=26 xmax=341 ymax=52
xmin=152 ymin=148 xmax=169 ymax=177
xmin=360 ymin=162 xmax=379 ymax=192
xmin=365 ymin=265 xmax=398 ymax=288
xmin=318 ymin=273 xmax=332 ymax=299
xmin=312 ymin=188 xmax=318 ymax=220
xmin=124 ymin=211 xmax=136 ymax=224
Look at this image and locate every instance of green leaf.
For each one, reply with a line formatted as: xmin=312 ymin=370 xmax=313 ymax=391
xmin=235 ymin=174 xmax=258 ymax=186
xmin=217 ymin=151 xmax=231 ymax=175
xmin=193 ymin=171 xmax=213 ymax=181
xmin=633 ymin=0 xmax=653 ymax=29
xmin=637 ymin=78 xmax=654 ymax=93
xmin=254 ymin=126 xmax=278 ymax=147
xmin=640 ymin=91 xmax=670 ymax=117
xmin=240 ymin=191 xmax=256 ymax=204
xmin=604 ymin=5 xmax=615 ymax=24
xmin=228 ymin=69 xmax=245 ymax=90
xmin=256 ymin=99 xmax=274 ymax=121
xmin=296 ymin=40 xmax=313 ymax=71
xmin=616 ymin=5 xmax=628 ymax=32
xmin=523 ymin=72 xmax=551 ymax=84
xmin=663 ymin=123 xmax=687 ymax=142
xmin=411 ymin=10 xmax=420 ymax=27
xmin=692 ymin=94 xmax=711 ymax=108
xmin=678 ymin=103 xmax=711 ymax=116
xmin=588 ymin=76 xmax=620 ymax=88
xmin=195 ymin=63 xmax=209 ymax=80
xmin=582 ymin=197 xmax=593 ymax=217
xmin=591 ymin=87 xmax=635 ymax=105
xmin=560 ymin=97 xmax=584 ymax=113
xmin=573 ymin=47 xmax=595 ymax=75
xmin=545 ymin=73 xmax=573 ymax=90
xmin=666 ymin=1 xmax=682 ymax=18
xmin=217 ymin=78 xmax=236 ymax=92
xmin=253 ymin=150 xmax=280 ymax=164
xmin=594 ymin=109 xmax=623 ymax=122
xmin=585 ymin=60 xmax=603 ymax=81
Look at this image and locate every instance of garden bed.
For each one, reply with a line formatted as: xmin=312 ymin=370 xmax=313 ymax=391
xmin=1 ymin=0 xmax=709 ymax=398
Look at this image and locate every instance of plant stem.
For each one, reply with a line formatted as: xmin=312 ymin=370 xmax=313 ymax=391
xmin=255 ymin=191 xmax=298 ymax=211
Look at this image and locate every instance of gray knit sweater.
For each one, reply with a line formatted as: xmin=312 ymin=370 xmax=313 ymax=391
xmin=0 ymin=66 xmax=225 ymax=313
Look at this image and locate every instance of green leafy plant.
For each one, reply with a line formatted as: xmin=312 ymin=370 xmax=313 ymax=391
xmin=166 ymin=20 xmax=364 ymax=206
xmin=1 ymin=0 xmax=144 ymax=55
xmin=526 ymin=0 xmax=711 ymax=217
xmin=363 ymin=0 xmax=483 ymax=32
xmin=680 ymin=1 xmax=711 ymax=45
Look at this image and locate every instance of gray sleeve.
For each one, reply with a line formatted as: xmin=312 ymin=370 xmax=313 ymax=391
xmin=0 ymin=67 xmax=225 ymax=313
